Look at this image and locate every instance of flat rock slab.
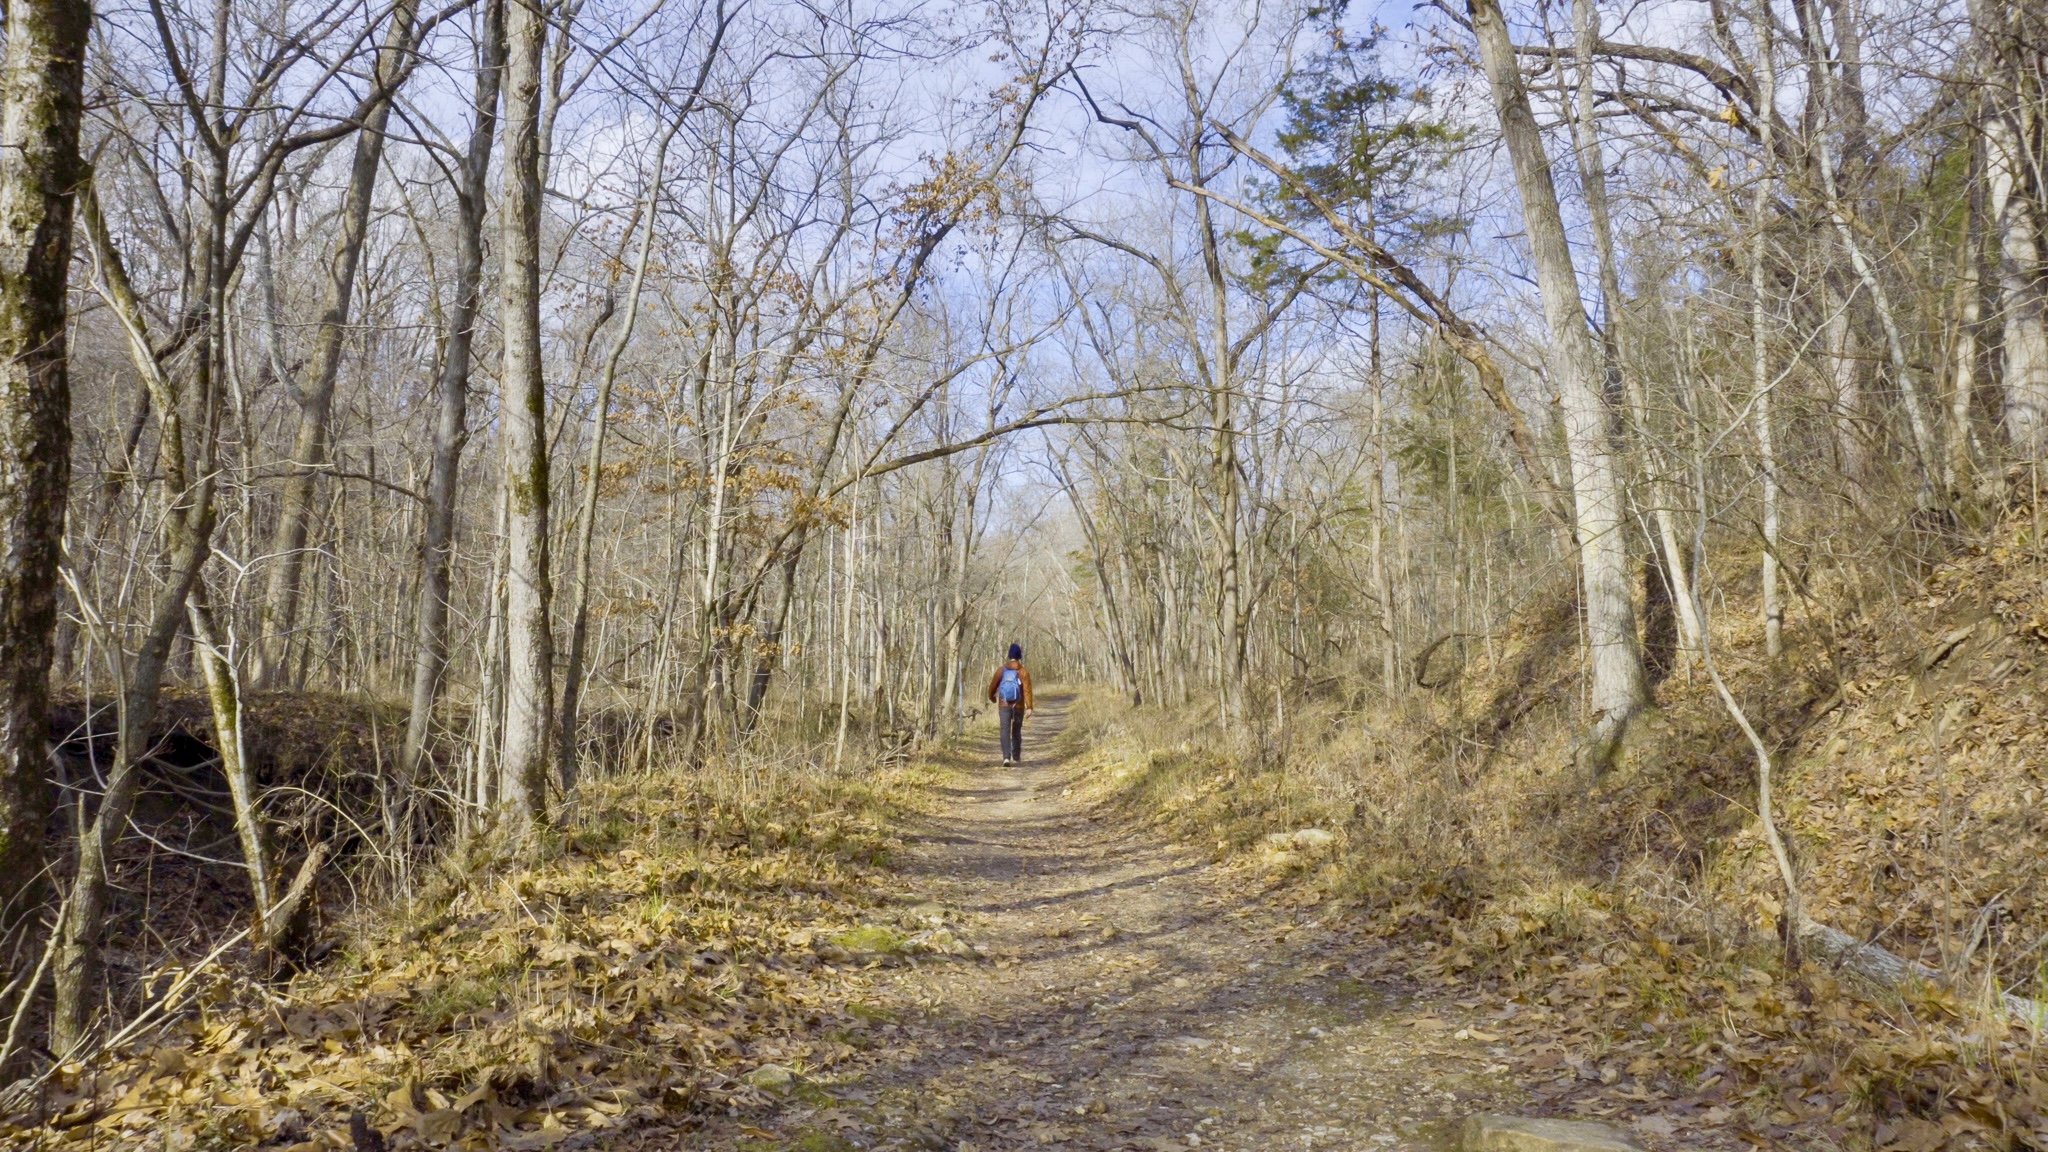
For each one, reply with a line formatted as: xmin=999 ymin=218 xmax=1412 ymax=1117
xmin=1462 ymin=1115 xmax=1644 ymax=1152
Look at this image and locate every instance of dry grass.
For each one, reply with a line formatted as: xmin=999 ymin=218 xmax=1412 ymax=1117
xmin=1056 ymin=500 xmax=2048 ymax=1151
xmin=7 ymin=742 xmax=957 ymax=1151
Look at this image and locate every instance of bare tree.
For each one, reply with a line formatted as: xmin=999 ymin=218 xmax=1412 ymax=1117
xmin=403 ymin=0 xmax=507 ymax=785
xmin=494 ymin=0 xmax=554 ymax=835
xmin=0 ymin=0 xmax=91 ymax=920
xmin=1468 ymin=0 xmax=1646 ymax=769
xmin=52 ymin=0 xmax=397 ymax=1049
xmin=1975 ymin=0 xmax=2048 ymax=457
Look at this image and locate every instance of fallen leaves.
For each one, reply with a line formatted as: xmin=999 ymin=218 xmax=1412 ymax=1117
xmin=2 ymin=758 xmax=948 ymax=1150
xmin=1045 ymin=501 xmax=2048 ymax=1152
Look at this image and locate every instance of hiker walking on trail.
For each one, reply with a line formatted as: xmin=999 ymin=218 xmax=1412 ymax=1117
xmin=987 ymin=643 xmax=1035 ymax=767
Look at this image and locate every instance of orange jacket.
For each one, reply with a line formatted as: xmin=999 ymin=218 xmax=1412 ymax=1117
xmin=986 ymin=661 xmax=1034 ymax=709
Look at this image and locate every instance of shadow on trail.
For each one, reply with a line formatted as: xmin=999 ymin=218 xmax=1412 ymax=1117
xmin=956 ymin=861 xmax=1209 ymax=916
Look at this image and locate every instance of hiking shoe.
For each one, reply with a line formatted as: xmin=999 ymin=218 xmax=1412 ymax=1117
xmin=1001 ymin=758 xmax=1012 ymax=767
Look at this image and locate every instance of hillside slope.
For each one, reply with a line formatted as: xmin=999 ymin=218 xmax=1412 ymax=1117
xmin=1061 ymin=499 xmax=2048 ymax=1151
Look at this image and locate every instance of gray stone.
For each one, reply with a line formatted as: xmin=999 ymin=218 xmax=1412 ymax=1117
xmin=1460 ymin=1115 xmax=1643 ymax=1152
xmin=743 ymin=1063 xmax=797 ymax=1093
xmin=1264 ymin=828 xmax=1336 ymax=855
xmin=913 ymin=928 xmax=980 ymax=958
xmin=1290 ymin=828 xmax=1336 ymax=853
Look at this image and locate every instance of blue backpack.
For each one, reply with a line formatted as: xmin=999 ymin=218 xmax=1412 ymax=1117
xmin=998 ymin=666 xmax=1023 ymax=703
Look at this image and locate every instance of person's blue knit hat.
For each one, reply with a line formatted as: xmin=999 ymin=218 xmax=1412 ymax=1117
xmin=1008 ymin=643 xmax=1023 ymax=660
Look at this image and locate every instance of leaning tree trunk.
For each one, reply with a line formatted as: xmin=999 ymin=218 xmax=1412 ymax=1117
xmin=54 ymin=179 xmax=229 ymax=1057
xmin=250 ymin=0 xmax=419 ymax=687
xmin=0 ymin=0 xmax=90 ymax=922
xmin=1567 ymin=0 xmax=1701 ymax=661
xmin=403 ymin=0 xmax=505 ymax=785
xmin=186 ymin=595 xmax=272 ymax=926
xmin=51 ymin=513 xmax=212 ymax=1057
xmin=1796 ymin=0 xmax=1937 ymax=490
xmin=1468 ymin=0 xmax=1646 ymax=770
xmin=559 ymin=130 xmax=673 ymax=785
xmin=494 ymin=0 xmax=554 ymax=836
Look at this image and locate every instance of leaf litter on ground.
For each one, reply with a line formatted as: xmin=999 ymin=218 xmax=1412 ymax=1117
xmin=5 ymin=755 xmax=979 ymax=1151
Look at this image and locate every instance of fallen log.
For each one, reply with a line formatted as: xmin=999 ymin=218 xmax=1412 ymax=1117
xmin=1799 ymin=919 xmax=2047 ymax=1027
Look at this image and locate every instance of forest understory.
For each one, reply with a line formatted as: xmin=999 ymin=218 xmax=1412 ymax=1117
xmin=6 ymin=0 xmax=2048 ymax=1146
xmin=12 ymin=495 xmax=2048 ymax=1151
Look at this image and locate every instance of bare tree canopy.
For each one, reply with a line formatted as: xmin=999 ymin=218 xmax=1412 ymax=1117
xmin=3 ymin=0 xmax=2048 ymax=1143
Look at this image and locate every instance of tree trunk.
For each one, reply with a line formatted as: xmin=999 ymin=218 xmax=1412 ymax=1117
xmin=250 ymin=0 xmax=420 ymax=687
xmin=402 ymin=0 xmax=505 ymax=785
xmin=55 ymin=177 xmax=227 ymax=1057
xmin=1468 ymin=0 xmax=1647 ymax=770
xmin=833 ymin=488 xmax=859 ymax=770
xmin=927 ymin=465 xmax=959 ymax=732
xmin=1823 ymin=286 xmax=1868 ymax=479
xmin=559 ymin=121 xmax=675 ymax=785
xmin=187 ymin=595 xmax=273 ymax=932
xmin=742 ymin=547 xmax=802 ymax=729
xmin=1187 ymin=159 xmax=1246 ymax=719
xmin=1985 ymin=94 xmax=2048 ymax=456
xmin=1797 ymin=0 xmax=1937 ymax=488
xmin=495 ymin=0 xmax=554 ymax=835
xmin=1751 ymin=5 xmax=1784 ymax=660
xmin=1950 ymin=189 xmax=1985 ymax=490
xmin=1368 ymin=297 xmax=1399 ymax=695
xmin=0 ymin=0 xmax=90 ymax=920
xmin=1567 ymin=0 xmax=1702 ymax=660
xmin=469 ymin=484 xmax=511 ymax=821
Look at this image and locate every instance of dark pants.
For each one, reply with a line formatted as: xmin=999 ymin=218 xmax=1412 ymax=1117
xmin=999 ymin=703 xmax=1025 ymax=762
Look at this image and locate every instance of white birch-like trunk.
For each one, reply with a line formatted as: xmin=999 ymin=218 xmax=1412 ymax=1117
xmin=1469 ymin=0 xmax=1647 ymax=769
xmin=1950 ymin=232 xmax=1984 ymax=490
xmin=494 ymin=0 xmax=554 ymax=834
xmin=1986 ymin=111 xmax=2048 ymax=456
xmin=1752 ymin=10 xmax=1783 ymax=660
xmin=1567 ymin=0 xmax=1702 ymax=661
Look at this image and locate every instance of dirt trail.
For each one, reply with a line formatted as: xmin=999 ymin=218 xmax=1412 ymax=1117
xmin=673 ymin=696 xmax=1694 ymax=1152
